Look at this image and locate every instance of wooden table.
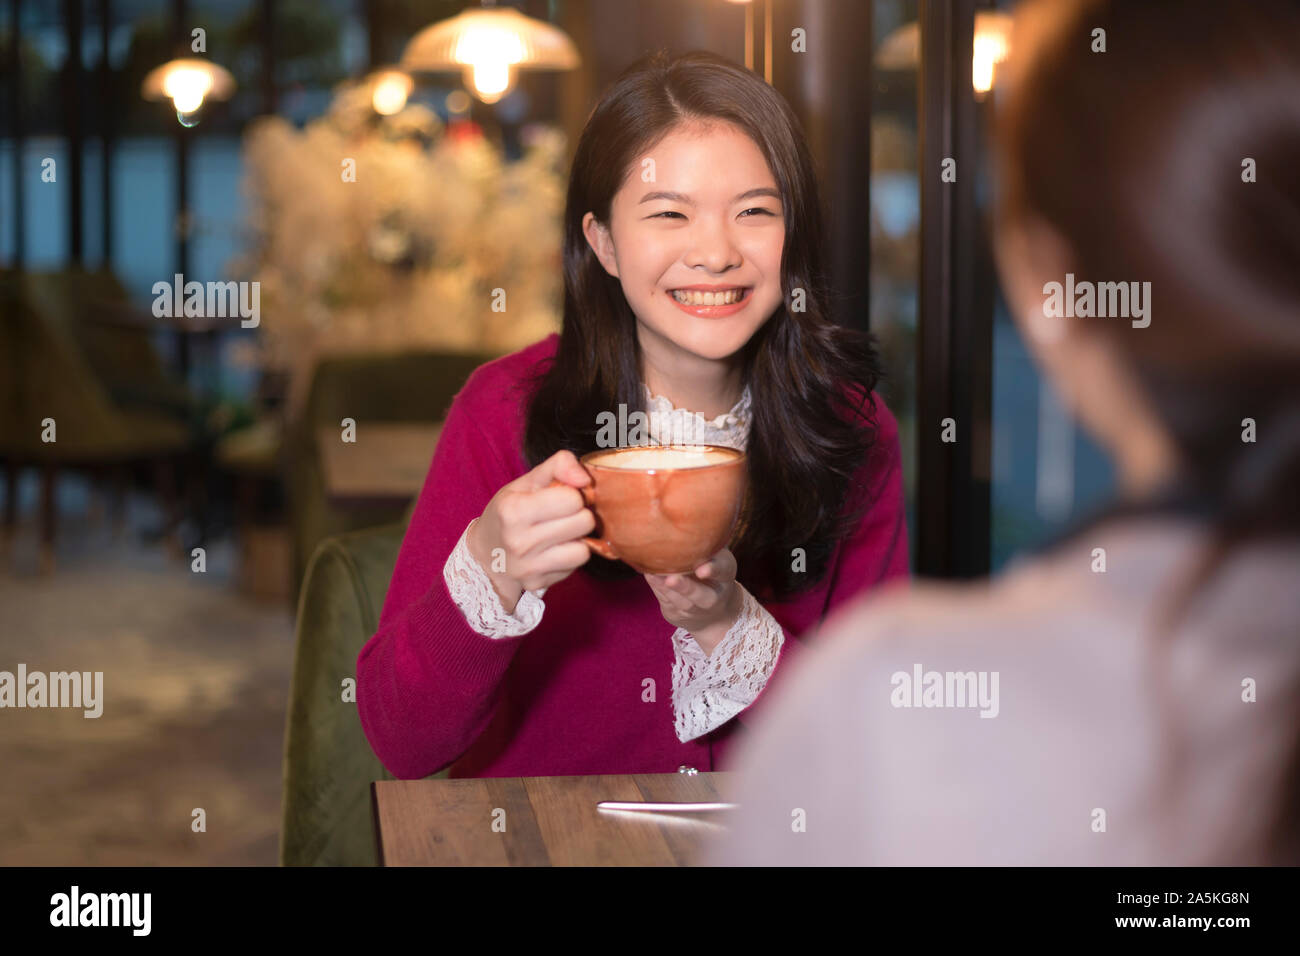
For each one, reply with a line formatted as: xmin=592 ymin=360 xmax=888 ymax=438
xmin=317 ymin=422 xmax=442 ymax=509
xmin=372 ymin=772 xmax=735 ymax=866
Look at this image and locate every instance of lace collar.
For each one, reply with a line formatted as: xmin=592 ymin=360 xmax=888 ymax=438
xmin=641 ymin=383 xmax=752 ymax=451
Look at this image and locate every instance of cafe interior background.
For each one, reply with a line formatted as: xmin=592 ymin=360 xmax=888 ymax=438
xmin=0 ymin=0 xmax=1112 ymax=864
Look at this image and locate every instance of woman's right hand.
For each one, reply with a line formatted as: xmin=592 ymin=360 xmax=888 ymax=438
xmin=466 ymin=450 xmax=596 ymax=614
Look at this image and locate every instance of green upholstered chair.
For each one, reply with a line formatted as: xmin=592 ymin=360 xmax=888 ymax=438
xmin=280 ymin=504 xmax=450 ymax=867
xmin=285 ymin=350 xmax=495 ymax=605
xmin=0 ymin=271 xmax=191 ymax=569
xmin=19 ymin=268 xmax=196 ymax=422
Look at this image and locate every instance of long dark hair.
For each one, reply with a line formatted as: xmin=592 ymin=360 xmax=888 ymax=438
xmin=995 ymin=0 xmax=1300 ymax=862
xmin=521 ymin=50 xmax=884 ymax=600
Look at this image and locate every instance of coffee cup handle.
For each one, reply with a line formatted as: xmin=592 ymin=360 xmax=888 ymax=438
xmin=546 ymin=479 xmax=618 ymax=561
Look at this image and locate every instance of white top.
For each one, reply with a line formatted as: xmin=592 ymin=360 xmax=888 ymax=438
xmin=705 ymin=517 xmax=1300 ymax=865
xmin=442 ymin=383 xmax=787 ymax=743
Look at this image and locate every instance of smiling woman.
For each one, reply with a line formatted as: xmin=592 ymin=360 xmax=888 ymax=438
xmin=637 ymin=184 xmax=783 ymax=316
xmin=526 ymin=51 xmax=895 ymax=599
xmin=582 ymin=119 xmax=786 ymax=378
xmin=356 ymin=50 xmax=909 ymax=783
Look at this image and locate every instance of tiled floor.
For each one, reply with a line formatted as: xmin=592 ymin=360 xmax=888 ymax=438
xmin=0 ymin=475 xmax=294 ymax=865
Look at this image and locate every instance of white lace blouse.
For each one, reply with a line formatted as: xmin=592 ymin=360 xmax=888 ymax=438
xmin=441 ymin=383 xmax=786 ymax=743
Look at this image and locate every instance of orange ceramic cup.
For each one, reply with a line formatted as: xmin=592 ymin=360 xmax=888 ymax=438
xmin=549 ymin=444 xmax=747 ymax=574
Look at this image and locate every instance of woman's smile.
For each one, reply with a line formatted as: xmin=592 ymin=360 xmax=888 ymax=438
xmin=666 ymin=285 xmax=754 ymax=317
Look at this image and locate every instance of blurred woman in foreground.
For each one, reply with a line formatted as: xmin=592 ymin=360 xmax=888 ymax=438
xmin=710 ymin=0 xmax=1300 ymax=865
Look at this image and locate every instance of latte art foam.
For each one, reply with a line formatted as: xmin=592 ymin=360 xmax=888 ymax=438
xmin=587 ymin=446 xmax=739 ymax=470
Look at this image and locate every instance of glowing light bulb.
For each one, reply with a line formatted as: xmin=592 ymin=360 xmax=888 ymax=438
xmin=451 ymin=21 xmax=524 ymax=103
xmin=972 ymin=35 xmax=1007 ymax=93
xmin=400 ymin=7 xmax=578 ymax=106
xmin=142 ymin=58 xmax=235 ymax=126
xmin=163 ymin=66 xmax=213 ymax=115
xmin=372 ymin=71 xmax=412 ymax=115
xmin=468 ymin=61 xmax=512 ymax=102
xmin=972 ymin=15 xmax=1012 ymax=95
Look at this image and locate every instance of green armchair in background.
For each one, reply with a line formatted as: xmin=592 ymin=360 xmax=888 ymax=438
xmin=18 ymin=268 xmax=198 ymax=423
xmin=285 ymin=350 xmax=494 ymax=606
xmin=280 ymin=505 xmax=450 ymax=866
xmin=0 ymin=270 xmax=192 ymax=570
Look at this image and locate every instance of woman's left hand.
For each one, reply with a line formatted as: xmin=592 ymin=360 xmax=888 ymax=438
xmin=645 ymin=548 xmax=743 ymax=656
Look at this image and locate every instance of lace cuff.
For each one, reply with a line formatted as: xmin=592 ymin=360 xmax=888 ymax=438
xmin=670 ymin=585 xmax=785 ymax=742
xmin=443 ymin=518 xmax=546 ymax=639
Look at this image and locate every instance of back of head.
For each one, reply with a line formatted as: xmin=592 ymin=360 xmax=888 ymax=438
xmin=996 ymin=0 xmax=1300 ymax=863
xmin=995 ymin=0 xmax=1300 ymax=538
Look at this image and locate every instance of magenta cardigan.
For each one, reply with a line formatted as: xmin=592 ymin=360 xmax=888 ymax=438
xmin=356 ymin=333 xmax=909 ymax=779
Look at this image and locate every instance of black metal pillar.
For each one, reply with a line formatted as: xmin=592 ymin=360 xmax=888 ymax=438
xmin=916 ymin=0 xmax=992 ymax=577
xmin=63 ymin=0 xmax=84 ymax=264
xmin=7 ymin=0 xmax=22 ymax=267
xmin=172 ymin=0 xmax=190 ymax=376
xmin=100 ymin=0 xmax=113 ymax=263
xmin=774 ymin=0 xmax=873 ymax=333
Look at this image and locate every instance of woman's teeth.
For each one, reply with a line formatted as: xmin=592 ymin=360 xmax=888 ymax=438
xmin=671 ymin=288 xmax=746 ymax=306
